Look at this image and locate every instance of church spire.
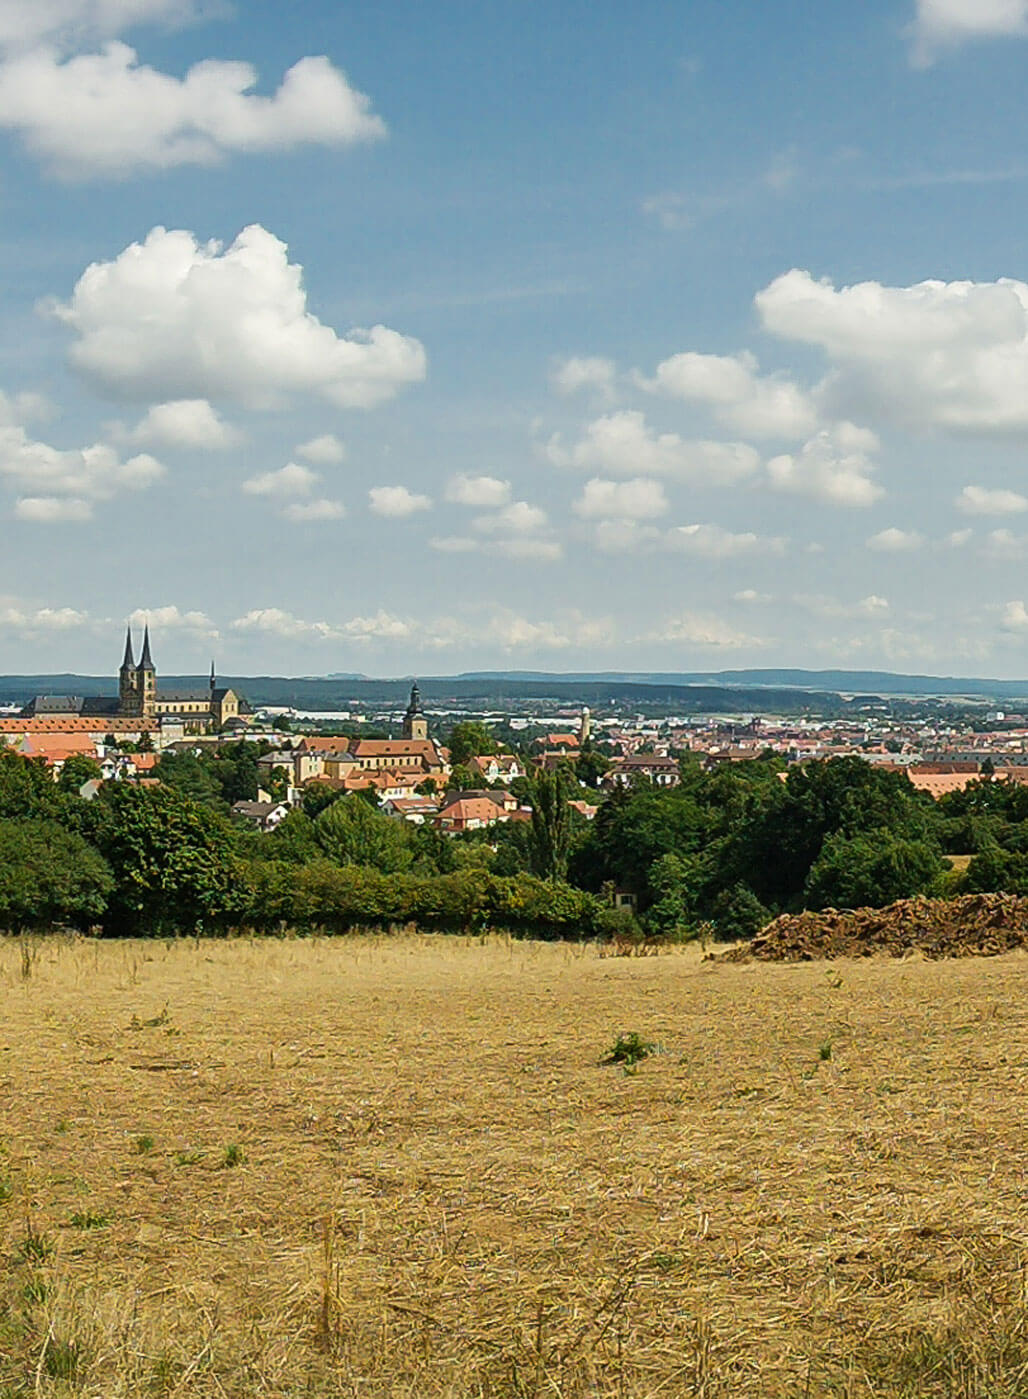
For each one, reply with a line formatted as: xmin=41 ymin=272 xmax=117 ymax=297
xmin=121 ymin=625 xmax=135 ymax=670
xmin=210 ymin=659 xmax=216 ymax=693
xmin=139 ymin=624 xmax=154 ymax=671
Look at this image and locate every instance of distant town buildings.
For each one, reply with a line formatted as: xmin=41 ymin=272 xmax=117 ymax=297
xmin=20 ymin=626 xmax=243 ymax=732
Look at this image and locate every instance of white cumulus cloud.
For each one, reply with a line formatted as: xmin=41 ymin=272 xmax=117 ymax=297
xmin=474 ymin=500 xmax=549 ymax=535
xmin=668 ymin=523 xmax=786 ymax=558
xmin=641 ymin=349 xmax=818 ymax=439
xmin=0 ymin=417 xmax=163 ymax=521
xmin=15 ymin=496 xmax=92 ymax=522
xmin=445 ymin=473 xmax=511 ymax=507
xmin=957 ymin=484 xmax=1028 ymax=515
xmin=551 ymin=356 xmax=616 ymax=398
xmin=0 ymin=47 xmax=386 ymax=178
xmin=573 ymin=477 xmax=669 ymax=520
xmin=867 ymin=527 xmax=925 ymax=551
xmin=908 ymin=0 xmax=1028 ymax=66
xmin=0 ymin=1 xmax=202 ymax=52
xmin=51 ymin=224 xmax=426 ymax=409
xmin=1002 ymin=598 xmax=1028 ymax=630
xmin=758 ymin=268 xmax=1028 ymax=436
xmin=231 ymin=607 xmax=338 ymax=640
xmin=368 ymin=484 xmax=431 ymax=517
xmin=295 ymin=433 xmax=345 ymax=464
xmin=767 ymin=423 xmax=883 ymax=507
xmin=128 ymin=602 xmax=216 ymax=636
xmin=547 ymin=410 xmax=759 ymax=484
xmin=283 ymin=498 xmax=345 ymax=523
xmin=242 ymin=463 xmax=318 ymax=498
xmin=645 ymin=610 xmax=767 ymax=648
xmin=119 ymin=397 xmax=241 ymax=450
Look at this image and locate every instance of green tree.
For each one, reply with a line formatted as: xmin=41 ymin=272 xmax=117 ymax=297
xmin=0 ymin=818 xmax=113 ymax=931
xmin=803 ymin=828 xmax=946 ymax=910
xmin=314 ymin=796 xmax=413 ymax=873
xmin=575 ymin=747 xmax=610 ymax=788
xmin=156 ymin=752 xmax=224 ymax=809
xmin=0 ymin=749 xmax=65 ymax=820
xmin=529 ymin=767 xmax=575 ymax=881
xmin=58 ymin=754 xmax=102 ymax=794
xmin=447 ymin=721 xmax=498 ymax=766
xmin=86 ymin=783 xmax=243 ymax=934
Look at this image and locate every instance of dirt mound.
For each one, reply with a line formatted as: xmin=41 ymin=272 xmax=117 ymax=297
xmin=720 ymin=893 xmax=1028 ymax=962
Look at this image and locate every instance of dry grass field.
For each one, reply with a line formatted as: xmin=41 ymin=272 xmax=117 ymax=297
xmin=1 ymin=933 xmax=1028 ymax=1397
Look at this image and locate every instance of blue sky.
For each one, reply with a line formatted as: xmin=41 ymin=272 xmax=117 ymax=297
xmin=4 ymin=0 xmax=1028 ymax=676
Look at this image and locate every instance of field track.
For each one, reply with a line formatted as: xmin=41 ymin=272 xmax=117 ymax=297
xmin=2 ymin=933 xmax=1028 ymax=1396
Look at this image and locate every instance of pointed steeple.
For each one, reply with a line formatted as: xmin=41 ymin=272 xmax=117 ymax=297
xmin=121 ymin=625 xmax=135 ymax=670
xmin=210 ymin=659 xmax=216 ymax=692
xmin=139 ymin=624 xmax=154 ymax=670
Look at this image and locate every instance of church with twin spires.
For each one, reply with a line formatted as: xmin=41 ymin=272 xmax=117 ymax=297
xmin=20 ymin=624 xmax=243 ymax=730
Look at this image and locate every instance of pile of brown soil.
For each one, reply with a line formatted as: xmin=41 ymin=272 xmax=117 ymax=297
xmin=720 ymin=892 xmax=1028 ymax=962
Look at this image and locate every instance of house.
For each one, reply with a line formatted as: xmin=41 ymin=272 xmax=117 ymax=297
xmin=382 ymin=795 xmax=441 ymax=825
xmin=468 ymin=753 xmax=526 ymax=784
xmin=231 ymin=800 xmax=289 ymax=832
xmin=605 ymin=753 xmax=680 ymax=788
xmin=436 ymin=793 xmax=509 ymax=833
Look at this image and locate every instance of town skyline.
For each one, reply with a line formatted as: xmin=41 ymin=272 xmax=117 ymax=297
xmin=4 ymin=3 xmax=1028 ymax=674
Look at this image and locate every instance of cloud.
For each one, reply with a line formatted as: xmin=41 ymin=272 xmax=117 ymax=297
xmin=867 ymin=527 xmax=925 ymax=551
xmin=640 ymin=350 xmax=817 ymax=439
xmin=733 ymin=588 xmax=772 ymax=603
xmin=0 ymin=597 xmax=91 ymax=631
xmin=796 ymin=592 xmax=891 ymax=619
xmin=957 ymin=484 xmax=1028 ymax=515
xmin=474 ymin=500 xmax=549 ymax=535
xmin=591 ymin=520 xmax=663 ymax=553
xmin=295 ymin=433 xmax=345 ymax=464
xmin=668 ymin=523 xmax=786 ymax=558
xmin=14 ymin=495 xmax=92 ymax=521
xmin=368 ymin=484 xmax=431 ymax=517
xmin=231 ymin=607 xmax=338 ymax=640
xmin=51 ymin=224 xmax=426 ymax=409
xmin=908 ymin=0 xmax=1028 ymax=66
xmin=283 ymin=498 xmax=345 ymax=523
xmin=119 ymin=397 xmax=241 ymax=449
xmin=947 ymin=528 xmax=973 ymax=547
xmin=984 ymin=528 xmax=1028 ymax=559
xmin=445 ymin=473 xmax=511 ymax=507
xmin=573 ymin=477 xmax=668 ymax=521
xmin=0 ymin=47 xmax=386 ymax=178
xmin=551 ymin=356 xmax=616 ymax=398
xmin=242 ymin=462 xmax=318 ymax=498
xmin=128 ymin=602 xmax=216 ymax=636
xmin=0 ymin=1 xmax=203 ymax=53
xmin=0 ymin=417 xmax=163 ymax=520
xmin=757 ymin=268 xmax=1028 ymax=436
xmin=547 ymin=410 xmax=759 ymax=484
xmin=767 ymin=423 xmax=883 ymax=506
xmin=429 ymin=531 xmax=562 ymax=562
xmin=645 ymin=610 xmax=767 ymax=648
xmin=1002 ymin=598 xmax=1028 ymax=630
xmin=341 ymin=610 xmax=411 ymax=642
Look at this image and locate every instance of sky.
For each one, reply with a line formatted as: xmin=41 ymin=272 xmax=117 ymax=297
xmin=5 ymin=0 xmax=1028 ymax=678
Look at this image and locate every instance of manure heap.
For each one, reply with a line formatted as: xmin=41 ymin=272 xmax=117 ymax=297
xmin=721 ymin=893 xmax=1028 ymax=962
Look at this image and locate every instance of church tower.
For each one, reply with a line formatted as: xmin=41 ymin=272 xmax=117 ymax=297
xmin=402 ymin=681 xmax=428 ymax=741
xmin=118 ymin=626 xmax=140 ymax=715
xmin=136 ymin=625 xmax=157 ymax=720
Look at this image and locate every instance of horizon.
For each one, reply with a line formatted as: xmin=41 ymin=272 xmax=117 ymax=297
xmin=4 ymin=3 xmax=1028 ymax=674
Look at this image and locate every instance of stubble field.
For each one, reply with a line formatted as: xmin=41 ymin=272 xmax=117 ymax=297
xmin=1 ymin=932 xmax=1027 ymax=1397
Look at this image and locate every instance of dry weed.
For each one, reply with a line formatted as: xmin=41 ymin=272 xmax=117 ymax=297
xmin=0 ymin=932 xmax=1026 ymax=1395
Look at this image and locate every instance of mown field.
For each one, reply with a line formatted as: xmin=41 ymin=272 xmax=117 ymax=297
xmin=1 ymin=933 xmax=1027 ymax=1397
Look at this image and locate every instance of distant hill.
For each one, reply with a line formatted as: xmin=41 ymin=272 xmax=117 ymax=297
xmin=457 ymin=669 xmax=1028 ymax=701
xmin=0 ymin=671 xmax=857 ymax=714
xmin=0 ymin=668 xmax=999 ymax=716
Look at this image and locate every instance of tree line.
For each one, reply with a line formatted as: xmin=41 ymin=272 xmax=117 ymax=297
xmin=0 ymin=742 xmax=1022 ymax=939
